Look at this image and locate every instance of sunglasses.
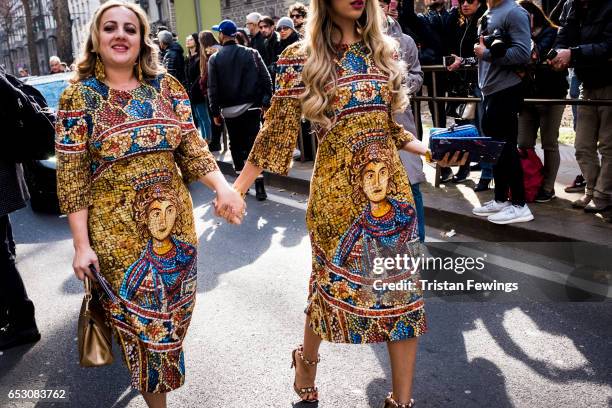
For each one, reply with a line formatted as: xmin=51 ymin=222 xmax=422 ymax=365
xmin=278 ymin=26 xmax=292 ymax=31
xmin=290 ymin=14 xmax=303 ymax=18
xmin=461 ymin=0 xmax=477 ymax=4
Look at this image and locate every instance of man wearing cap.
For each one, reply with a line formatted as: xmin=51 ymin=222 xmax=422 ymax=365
xmin=208 ymin=19 xmax=272 ymax=200
xmin=277 ymin=17 xmax=300 ymax=52
xmin=246 ymin=12 xmax=266 ymax=58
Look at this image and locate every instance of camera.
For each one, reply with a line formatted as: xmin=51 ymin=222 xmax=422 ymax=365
xmin=482 ymin=28 xmax=508 ymax=59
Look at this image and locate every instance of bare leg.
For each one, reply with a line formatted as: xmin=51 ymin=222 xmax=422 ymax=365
xmin=387 ymin=337 xmax=419 ymax=404
xmin=293 ymin=318 xmax=323 ymax=401
xmin=142 ymin=391 xmax=167 ymax=408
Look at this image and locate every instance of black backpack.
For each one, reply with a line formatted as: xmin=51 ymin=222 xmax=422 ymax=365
xmin=0 ymin=71 xmax=56 ymax=162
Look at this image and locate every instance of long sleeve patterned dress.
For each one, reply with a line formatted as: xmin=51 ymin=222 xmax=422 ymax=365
xmin=248 ymin=41 xmax=427 ymax=344
xmin=55 ymin=74 xmax=218 ymax=392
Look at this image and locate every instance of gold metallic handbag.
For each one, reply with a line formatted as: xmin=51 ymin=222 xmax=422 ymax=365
xmin=77 ymin=277 xmax=113 ymax=367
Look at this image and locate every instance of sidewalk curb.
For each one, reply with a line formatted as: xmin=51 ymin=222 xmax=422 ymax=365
xmin=216 ymin=160 xmax=602 ymax=245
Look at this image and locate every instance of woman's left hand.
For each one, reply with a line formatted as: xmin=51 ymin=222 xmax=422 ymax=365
xmin=214 ymin=186 xmax=246 ymax=224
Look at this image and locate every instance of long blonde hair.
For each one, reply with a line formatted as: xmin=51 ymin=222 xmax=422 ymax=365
xmin=300 ymin=0 xmax=407 ymax=130
xmin=74 ymin=0 xmax=164 ymax=82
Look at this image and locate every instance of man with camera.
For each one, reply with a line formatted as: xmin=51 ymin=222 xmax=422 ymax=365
xmin=551 ymin=0 xmax=612 ymax=215
xmin=471 ymin=0 xmax=533 ymax=224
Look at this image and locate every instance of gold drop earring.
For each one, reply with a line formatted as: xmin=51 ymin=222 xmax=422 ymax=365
xmin=95 ymin=54 xmax=106 ymax=81
xmin=135 ymin=57 xmax=143 ymax=81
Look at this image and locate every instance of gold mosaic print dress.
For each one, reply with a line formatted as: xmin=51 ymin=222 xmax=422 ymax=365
xmin=249 ymin=42 xmax=427 ymax=344
xmin=55 ymin=74 xmax=218 ymax=392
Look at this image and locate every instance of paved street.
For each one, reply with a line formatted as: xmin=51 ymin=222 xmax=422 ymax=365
xmin=0 ymin=182 xmax=610 ymax=408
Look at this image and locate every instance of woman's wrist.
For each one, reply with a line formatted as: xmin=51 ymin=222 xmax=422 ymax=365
xmin=74 ymin=241 xmax=91 ymax=251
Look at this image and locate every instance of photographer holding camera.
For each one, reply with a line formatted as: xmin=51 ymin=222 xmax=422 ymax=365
xmin=551 ymin=0 xmax=612 ymax=215
xmin=471 ymin=0 xmax=533 ymax=224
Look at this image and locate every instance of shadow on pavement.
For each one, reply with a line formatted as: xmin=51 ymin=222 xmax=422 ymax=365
xmin=189 ymin=183 xmax=306 ymax=294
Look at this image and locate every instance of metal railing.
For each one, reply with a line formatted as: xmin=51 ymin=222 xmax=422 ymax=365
xmin=412 ymin=65 xmax=612 ymax=186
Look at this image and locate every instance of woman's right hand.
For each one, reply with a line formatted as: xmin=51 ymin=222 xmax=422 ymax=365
xmin=73 ymin=245 xmax=99 ymax=281
xmin=447 ymin=54 xmax=462 ymax=72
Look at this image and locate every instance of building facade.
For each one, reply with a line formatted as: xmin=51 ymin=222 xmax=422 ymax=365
xmin=220 ymin=0 xmax=307 ymax=25
xmin=0 ymin=0 xmax=58 ymax=75
xmin=69 ymin=0 xmax=100 ymax=59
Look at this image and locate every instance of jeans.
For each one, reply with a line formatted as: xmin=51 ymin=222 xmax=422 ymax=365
xmin=224 ymin=109 xmax=261 ymax=172
xmin=192 ymin=102 xmax=212 ymax=141
xmin=518 ymin=104 xmax=565 ymax=192
xmin=0 ymin=215 xmax=35 ymax=329
xmin=568 ymin=69 xmax=581 ymax=130
xmin=482 ymin=83 xmax=525 ymax=206
xmin=411 ymin=183 xmax=425 ymax=242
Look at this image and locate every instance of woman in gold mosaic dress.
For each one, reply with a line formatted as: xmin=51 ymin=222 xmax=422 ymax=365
xmin=233 ymin=0 xmax=463 ymax=406
xmin=55 ymin=2 xmax=244 ymax=407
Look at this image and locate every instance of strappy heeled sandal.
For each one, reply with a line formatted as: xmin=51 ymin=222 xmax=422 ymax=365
xmin=382 ymin=392 xmax=415 ymax=408
xmin=290 ymin=344 xmax=320 ymax=403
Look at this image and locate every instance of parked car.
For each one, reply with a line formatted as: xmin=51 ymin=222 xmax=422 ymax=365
xmin=21 ymin=72 xmax=71 ymax=213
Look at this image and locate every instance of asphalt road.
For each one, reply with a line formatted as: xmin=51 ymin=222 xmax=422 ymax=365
xmin=0 ymin=182 xmax=610 ymax=408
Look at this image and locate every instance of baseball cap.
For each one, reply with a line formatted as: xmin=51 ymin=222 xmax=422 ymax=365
xmin=212 ymin=19 xmax=238 ymax=37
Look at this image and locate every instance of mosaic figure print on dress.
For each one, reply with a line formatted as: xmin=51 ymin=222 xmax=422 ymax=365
xmin=55 ymin=74 xmax=218 ymax=392
xmin=248 ymin=42 xmax=427 ymax=344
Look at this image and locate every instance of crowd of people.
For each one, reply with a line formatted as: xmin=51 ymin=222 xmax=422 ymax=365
xmin=141 ymin=0 xmax=611 ymax=225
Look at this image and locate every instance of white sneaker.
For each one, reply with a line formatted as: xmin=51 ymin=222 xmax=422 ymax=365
xmin=487 ymin=204 xmax=534 ymax=224
xmin=472 ymin=200 xmax=510 ymax=216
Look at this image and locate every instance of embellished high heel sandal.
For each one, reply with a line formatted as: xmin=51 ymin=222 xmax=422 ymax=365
xmin=382 ymin=392 xmax=415 ymax=408
xmin=290 ymin=344 xmax=320 ymax=403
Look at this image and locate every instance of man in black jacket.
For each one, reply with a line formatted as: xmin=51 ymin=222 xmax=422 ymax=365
xmin=0 ymin=68 xmax=41 ymax=350
xmin=399 ymin=0 xmax=455 ymax=129
xmin=552 ymin=0 xmax=612 ymax=214
xmin=259 ymin=16 xmax=282 ymax=78
xmin=246 ymin=12 xmax=267 ymax=59
xmin=208 ymin=19 xmax=273 ymax=200
xmin=158 ymin=30 xmax=186 ymax=85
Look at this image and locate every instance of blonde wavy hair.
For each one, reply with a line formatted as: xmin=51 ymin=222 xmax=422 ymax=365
xmin=73 ymin=0 xmax=164 ymax=82
xmin=300 ymin=0 xmax=408 ymax=130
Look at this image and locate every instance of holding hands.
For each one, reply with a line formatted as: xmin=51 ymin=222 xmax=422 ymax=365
xmin=214 ymin=185 xmax=246 ymax=224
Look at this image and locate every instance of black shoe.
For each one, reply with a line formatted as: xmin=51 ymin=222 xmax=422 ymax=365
xmin=473 ymin=178 xmax=491 ymax=192
xmin=439 ymin=167 xmax=453 ymax=183
xmin=208 ymin=143 xmax=222 ymax=152
xmin=0 ymin=323 xmax=41 ymax=350
xmin=564 ymin=175 xmax=586 ymax=193
xmin=451 ymin=167 xmax=470 ymax=184
xmin=534 ymin=189 xmax=556 ymax=203
xmin=255 ymin=179 xmax=267 ymax=201
xmin=470 ymin=163 xmax=482 ymax=172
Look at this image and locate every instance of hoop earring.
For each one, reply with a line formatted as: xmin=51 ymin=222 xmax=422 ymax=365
xmin=95 ymin=54 xmax=106 ymax=81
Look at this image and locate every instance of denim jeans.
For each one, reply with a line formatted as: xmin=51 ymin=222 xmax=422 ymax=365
xmin=568 ymin=69 xmax=581 ymax=130
xmin=192 ymin=102 xmax=212 ymax=141
xmin=411 ymin=183 xmax=425 ymax=242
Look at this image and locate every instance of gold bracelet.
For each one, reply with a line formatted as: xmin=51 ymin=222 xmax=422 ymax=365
xmin=425 ymin=149 xmax=433 ymax=163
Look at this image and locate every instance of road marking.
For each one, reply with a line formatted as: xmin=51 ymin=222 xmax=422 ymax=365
xmin=454 ymin=245 xmax=611 ymax=298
